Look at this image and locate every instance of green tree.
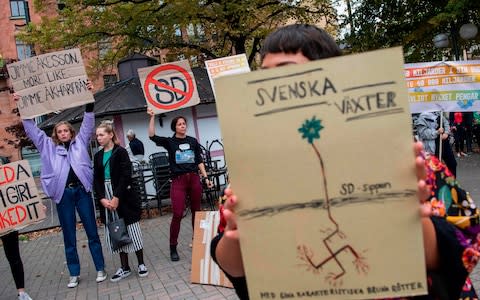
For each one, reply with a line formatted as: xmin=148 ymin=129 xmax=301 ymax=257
xmin=22 ymin=0 xmax=337 ymax=70
xmin=341 ymin=0 xmax=480 ymax=62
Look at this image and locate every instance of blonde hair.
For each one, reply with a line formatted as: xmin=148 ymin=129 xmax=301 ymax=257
xmin=97 ymin=120 xmax=120 ymax=145
xmin=52 ymin=121 xmax=76 ymax=145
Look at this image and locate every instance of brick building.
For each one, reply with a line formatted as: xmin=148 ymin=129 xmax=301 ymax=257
xmin=0 ymin=0 xmax=39 ymax=162
xmin=0 ymin=0 xmax=121 ymax=164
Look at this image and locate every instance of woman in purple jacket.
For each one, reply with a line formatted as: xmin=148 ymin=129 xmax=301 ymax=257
xmin=16 ymin=82 xmax=106 ymax=288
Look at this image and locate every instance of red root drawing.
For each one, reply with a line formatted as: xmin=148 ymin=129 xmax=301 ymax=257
xmin=298 ymin=117 xmax=369 ymax=285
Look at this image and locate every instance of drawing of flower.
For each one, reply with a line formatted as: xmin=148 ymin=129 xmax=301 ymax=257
xmin=298 ymin=116 xmax=323 ymax=144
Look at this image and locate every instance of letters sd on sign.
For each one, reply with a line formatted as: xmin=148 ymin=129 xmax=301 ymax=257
xmin=138 ymin=60 xmax=201 ymax=113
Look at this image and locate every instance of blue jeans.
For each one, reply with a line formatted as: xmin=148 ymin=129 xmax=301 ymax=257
xmin=56 ymin=185 xmax=105 ymax=276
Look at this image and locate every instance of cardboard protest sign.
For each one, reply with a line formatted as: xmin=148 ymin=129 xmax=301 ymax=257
xmin=214 ymin=47 xmax=427 ymax=299
xmin=406 ymin=60 xmax=480 ymax=113
xmin=138 ymin=60 xmax=200 ymax=114
xmin=0 ymin=160 xmax=45 ymax=236
xmin=191 ymin=211 xmax=233 ymax=288
xmin=205 ymin=54 xmax=251 ymax=97
xmin=7 ymin=49 xmax=94 ymax=119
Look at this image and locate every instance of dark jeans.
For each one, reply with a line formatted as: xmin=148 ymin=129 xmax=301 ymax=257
xmin=1 ymin=231 xmax=24 ymax=289
xmin=453 ymin=125 xmax=465 ymax=153
xmin=169 ymin=173 xmax=202 ymax=245
xmin=56 ymin=185 xmax=105 ymax=276
xmin=465 ymin=125 xmax=473 ymax=152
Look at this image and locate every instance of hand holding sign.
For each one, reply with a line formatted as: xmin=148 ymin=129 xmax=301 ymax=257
xmin=138 ymin=60 xmax=200 ymax=114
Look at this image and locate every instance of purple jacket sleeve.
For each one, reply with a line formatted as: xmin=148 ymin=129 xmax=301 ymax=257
xmin=76 ymin=112 xmax=95 ymax=146
xmin=22 ymin=118 xmax=53 ymax=154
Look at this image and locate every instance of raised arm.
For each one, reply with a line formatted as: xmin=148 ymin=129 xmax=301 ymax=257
xmin=148 ymin=108 xmax=156 ymax=137
xmin=147 ymin=107 xmax=169 ymax=148
xmin=76 ymin=80 xmax=95 ymax=146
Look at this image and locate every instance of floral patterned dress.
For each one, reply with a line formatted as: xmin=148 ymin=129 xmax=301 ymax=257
xmin=424 ymin=154 xmax=480 ymax=300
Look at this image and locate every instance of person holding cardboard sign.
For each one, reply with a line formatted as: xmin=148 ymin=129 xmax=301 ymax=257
xmin=93 ymin=121 xmax=148 ymax=282
xmin=13 ymin=81 xmax=107 ymax=289
xmin=211 ymin=24 xmax=480 ymax=300
xmin=147 ymin=108 xmax=213 ymax=261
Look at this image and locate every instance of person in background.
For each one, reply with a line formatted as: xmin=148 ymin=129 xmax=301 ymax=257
xmin=450 ymin=112 xmax=468 ymax=157
xmin=93 ymin=121 xmax=148 ymax=282
xmin=126 ymin=129 xmax=145 ymax=162
xmin=14 ymin=82 xmax=106 ymax=288
xmin=1 ymin=231 xmax=33 ymax=300
xmin=416 ymin=111 xmax=457 ymax=176
xmin=147 ymin=108 xmax=213 ymax=261
xmin=210 ymin=24 xmax=480 ymax=300
xmin=463 ymin=112 xmax=474 ymax=153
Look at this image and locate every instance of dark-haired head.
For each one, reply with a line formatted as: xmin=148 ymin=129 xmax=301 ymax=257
xmin=260 ymin=24 xmax=341 ymax=61
xmin=171 ymin=116 xmax=187 ymax=133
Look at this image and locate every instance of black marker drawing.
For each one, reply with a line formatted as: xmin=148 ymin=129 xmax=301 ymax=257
xmin=297 ymin=116 xmax=369 ymax=286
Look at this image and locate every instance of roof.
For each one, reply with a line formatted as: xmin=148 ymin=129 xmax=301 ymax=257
xmin=118 ymin=53 xmax=157 ymax=64
xmin=39 ymin=67 xmax=215 ymax=129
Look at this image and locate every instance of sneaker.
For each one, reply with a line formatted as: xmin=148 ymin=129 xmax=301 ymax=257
xmin=96 ymin=270 xmax=107 ymax=283
xmin=18 ymin=292 xmax=32 ymax=300
xmin=138 ymin=264 xmax=149 ymax=277
xmin=67 ymin=276 xmax=79 ymax=288
xmin=110 ymin=268 xmax=131 ymax=282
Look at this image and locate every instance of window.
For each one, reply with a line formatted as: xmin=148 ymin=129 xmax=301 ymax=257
xmin=177 ymin=54 xmax=186 ymax=61
xmin=21 ymin=147 xmax=41 ymax=177
xmin=57 ymin=0 xmax=66 ymax=10
xmin=174 ymin=25 xmax=182 ymax=38
xmin=98 ymin=38 xmax=112 ymax=59
xmin=103 ymin=74 xmax=117 ymax=88
xmin=186 ymin=24 xmax=205 ymax=41
xmin=187 ymin=24 xmax=195 ymax=37
xmin=10 ymin=0 xmax=25 ymax=18
xmin=16 ymin=39 xmax=33 ymax=61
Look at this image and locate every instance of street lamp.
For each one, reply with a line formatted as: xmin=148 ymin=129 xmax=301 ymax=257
xmin=433 ymin=33 xmax=449 ymax=48
xmin=433 ymin=23 xmax=478 ymax=60
xmin=460 ymin=23 xmax=479 ymax=40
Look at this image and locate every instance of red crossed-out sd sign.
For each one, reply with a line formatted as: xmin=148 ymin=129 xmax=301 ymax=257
xmin=138 ymin=60 xmax=201 ymax=113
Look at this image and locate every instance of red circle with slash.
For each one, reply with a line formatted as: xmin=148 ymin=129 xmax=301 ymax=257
xmin=144 ymin=64 xmax=194 ymax=110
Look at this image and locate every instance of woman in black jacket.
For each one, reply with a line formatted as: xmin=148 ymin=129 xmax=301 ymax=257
xmin=93 ymin=121 xmax=148 ymax=282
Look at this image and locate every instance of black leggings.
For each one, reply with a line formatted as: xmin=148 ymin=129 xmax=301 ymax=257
xmin=453 ymin=126 xmax=465 ymax=153
xmin=1 ymin=231 xmax=24 ymax=289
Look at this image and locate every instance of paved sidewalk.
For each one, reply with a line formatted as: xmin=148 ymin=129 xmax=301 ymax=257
xmin=0 ymin=215 xmax=239 ymax=300
xmin=458 ymin=153 xmax=480 ymax=294
xmin=0 ymin=154 xmax=479 ymax=299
